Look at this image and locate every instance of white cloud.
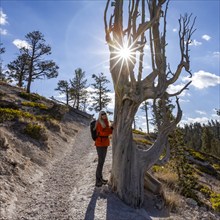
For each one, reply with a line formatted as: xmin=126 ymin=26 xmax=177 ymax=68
xmin=179 ymin=98 xmax=190 ymax=103
xmin=189 ymin=39 xmax=202 ymax=46
xmin=213 ymin=51 xmax=220 ymax=58
xmin=172 ymin=28 xmax=177 ymax=32
xmin=183 ymin=70 xmax=220 ymax=89
xmin=0 ymin=28 xmax=7 ymax=35
xmin=0 ymin=9 xmax=8 ymax=25
xmin=195 ymin=110 xmax=207 ymax=115
xmin=202 ymin=34 xmax=211 ymax=41
xmin=167 ymin=83 xmax=189 ymax=96
xmin=0 ymin=9 xmax=8 ymax=35
xmin=13 ymin=39 xmax=31 ymax=50
xmin=107 ymin=91 xmax=115 ymax=110
xmin=180 ymin=117 xmax=210 ymax=126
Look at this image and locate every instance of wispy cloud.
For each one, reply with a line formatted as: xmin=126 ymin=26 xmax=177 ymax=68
xmin=0 ymin=28 xmax=7 ymax=35
xmin=183 ymin=70 xmax=220 ymax=89
xmin=167 ymin=83 xmax=190 ymax=97
xmin=0 ymin=9 xmax=8 ymax=25
xmin=213 ymin=51 xmax=220 ymax=58
xmin=195 ymin=110 xmax=207 ymax=115
xmin=13 ymin=39 xmax=31 ymax=49
xmin=0 ymin=9 xmax=8 ymax=36
xmin=180 ymin=117 xmax=210 ymax=126
xmin=189 ymin=39 xmax=202 ymax=46
xmin=202 ymin=34 xmax=211 ymax=41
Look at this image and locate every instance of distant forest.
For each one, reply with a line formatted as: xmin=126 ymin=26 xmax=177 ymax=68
xmin=180 ymin=120 xmax=220 ymax=158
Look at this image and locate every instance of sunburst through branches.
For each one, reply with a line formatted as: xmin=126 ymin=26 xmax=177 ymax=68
xmin=110 ymin=39 xmax=139 ymax=75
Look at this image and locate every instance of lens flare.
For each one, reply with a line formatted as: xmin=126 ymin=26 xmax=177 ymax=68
xmin=119 ymin=45 xmax=132 ymax=60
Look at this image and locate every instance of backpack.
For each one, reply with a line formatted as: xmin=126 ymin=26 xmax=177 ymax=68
xmin=90 ymin=120 xmax=97 ymax=141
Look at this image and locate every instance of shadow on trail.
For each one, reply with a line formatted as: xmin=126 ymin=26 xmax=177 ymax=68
xmin=84 ymin=186 xmax=169 ymax=220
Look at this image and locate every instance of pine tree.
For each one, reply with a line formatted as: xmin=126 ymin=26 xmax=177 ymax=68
xmin=140 ymin=101 xmax=150 ymax=133
xmin=151 ymin=97 xmax=175 ymax=132
xmin=201 ymin=126 xmax=212 ymax=153
xmin=0 ymin=43 xmax=6 ymax=81
xmin=55 ymin=80 xmax=74 ymax=105
xmin=170 ymin=128 xmax=197 ymax=198
xmin=7 ymin=53 xmax=29 ymax=87
xmin=70 ymin=68 xmax=88 ymax=110
xmin=89 ymin=72 xmax=111 ymax=112
xmin=19 ymin=31 xmax=59 ymax=93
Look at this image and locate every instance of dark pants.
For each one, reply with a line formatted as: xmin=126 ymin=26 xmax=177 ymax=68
xmin=96 ymin=146 xmax=108 ymax=183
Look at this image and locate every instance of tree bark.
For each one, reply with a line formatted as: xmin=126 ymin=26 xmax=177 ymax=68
xmin=111 ymin=99 xmax=145 ymax=207
xmin=104 ymin=0 xmax=195 ymax=209
xmin=26 ymin=76 xmax=32 ymax=93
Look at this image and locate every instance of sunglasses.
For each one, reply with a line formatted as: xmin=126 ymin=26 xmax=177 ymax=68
xmin=101 ymin=113 xmax=106 ymax=116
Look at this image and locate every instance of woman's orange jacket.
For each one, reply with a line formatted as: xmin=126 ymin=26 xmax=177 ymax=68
xmin=95 ymin=119 xmax=113 ymax=147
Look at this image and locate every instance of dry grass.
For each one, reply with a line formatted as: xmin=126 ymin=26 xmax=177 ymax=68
xmin=163 ymin=185 xmax=182 ymax=212
xmin=154 ymin=168 xmax=178 ymax=187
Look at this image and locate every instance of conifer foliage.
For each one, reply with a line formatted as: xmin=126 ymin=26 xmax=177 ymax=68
xmin=89 ymin=72 xmax=111 ymax=112
xmin=55 ymin=68 xmax=88 ymax=111
xmin=0 ymin=43 xmax=6 ymax=81
xmin=182 ymin=120 xmax=220 ymax=158
xmin=70 ymin=68 xmax=88 ymax=110
xmin=6 ymin=31 xmax=59 ymax=93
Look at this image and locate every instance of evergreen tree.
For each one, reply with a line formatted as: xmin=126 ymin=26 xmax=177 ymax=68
xmin=89 ymin=72 xmax=111 ymax=112
xmin=182 ymin=121 xmax=220 ymax=158
xmin=20 ymin=31 xmax=59 ymax=93
xmin=140 ymin=101 xmax=150 ymax=133
xmin=170 ymin=128 xmax=197 ymax=198
xmin=216 ymin=108 xmax=220 ymax=116
xmin=151 ymin=97 xmax=175 ymax=132
xmin=70 ymin=68 xmax=88 ymax=110
xmin=55 ymin=80 xmax=74 ymax=105
xmin=0 ymin=43 xmax=6 ymax=81
xmin=201 ymin=126 xmax=212 ymax=153
xmin=7 ymin=53 xmax=29 ymax=87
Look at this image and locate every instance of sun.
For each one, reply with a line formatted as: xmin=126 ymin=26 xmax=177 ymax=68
xmin=109 ymin=38 xmax=139 ymax=73
xmin=112 ymin=40 xmax=136 ymax=64
xmin=118 ymin=45 xmax=132 ymax=60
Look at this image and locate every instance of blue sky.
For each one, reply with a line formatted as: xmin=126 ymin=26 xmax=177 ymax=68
xmin=0 ymin=0 xmax=219 ymax=131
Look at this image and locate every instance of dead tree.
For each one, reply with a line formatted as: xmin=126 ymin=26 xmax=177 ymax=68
xmin=104 ymin=0 xmax=196 ymax=208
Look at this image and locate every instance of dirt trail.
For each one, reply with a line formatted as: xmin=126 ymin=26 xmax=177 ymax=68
xmin=8 ymin=126 xmax=151 ymax=220
xmin=13 ymin=126 xmax=92 ymax=219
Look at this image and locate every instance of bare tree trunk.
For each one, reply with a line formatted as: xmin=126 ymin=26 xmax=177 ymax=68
xmin=104 ymin=0 xmax=196 ymax=208
xmin=111 ymin=100 xmax=146 ymax=207
xmin=110 ymin=98 xmax=172 ymax=207
xmin=26 ymin=76 xmax=32 ymax=93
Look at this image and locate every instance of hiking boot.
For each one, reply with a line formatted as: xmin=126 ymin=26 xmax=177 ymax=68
xmin=101 ymin=178 xmax=108 ymax=185
xmin=95 ymin=181 xmax=102 ymax=187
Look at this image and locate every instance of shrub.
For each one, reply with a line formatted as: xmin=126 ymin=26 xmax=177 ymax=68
xmin=47 ymin=104 xmax=69 ymax=120
xmin=24 ymin=123 xmax=47 ymax=141
xmin=213 ymin=163 xmax=220 ymax=171
xmin=132 ymin=129 xmax=147 ymax=135
xmin=188 ymin=149 xmax=206 ymax=162
xmin=210 ymin=193 xmax=220 ymax=212
xmin=133 ymin=138 xmax=152 ymax=145
xmin=200 ymin=185 xmax=212 ymax=198
xmin=19 ymin=92 xmax=41 ymax=101
xmin=21 ymin=101 xmax=48 ymax=110
xmin=0 ymin=108 xmax=35 ymax=122
xmin=45 ymin=119 xmax=61 ymax=132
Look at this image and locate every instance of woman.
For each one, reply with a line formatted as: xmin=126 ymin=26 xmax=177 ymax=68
xmin=94 ymin=110 xmax=113 ymax=187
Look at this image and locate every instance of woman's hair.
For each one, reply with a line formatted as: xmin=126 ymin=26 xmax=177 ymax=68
xmin=96 ymin=110 xmax=109 ymax=128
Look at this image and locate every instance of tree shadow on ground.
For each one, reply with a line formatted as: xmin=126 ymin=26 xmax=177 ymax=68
xmin=84 ymin=186 xmax=170 ymax=220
